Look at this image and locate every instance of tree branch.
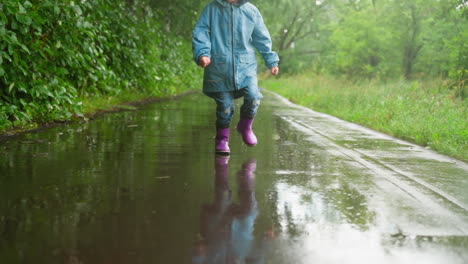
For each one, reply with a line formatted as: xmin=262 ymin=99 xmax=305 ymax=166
xmin=279 ymin=10 xmax=300 ymax=51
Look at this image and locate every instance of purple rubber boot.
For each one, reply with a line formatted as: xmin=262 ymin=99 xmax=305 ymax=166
xmin=215 ymin=128 xmax=230 ymax=154
xmin=215 ymin=155 xmax=230 ymax=193
xmin=238 ymin=159 xmax=256 ymax=192
xmin=236 ymin=118 xmax=257 ymax=146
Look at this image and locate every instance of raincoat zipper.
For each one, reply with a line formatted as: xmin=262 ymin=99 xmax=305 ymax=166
xmin=230 ymin=4 xmax=237 ymax=90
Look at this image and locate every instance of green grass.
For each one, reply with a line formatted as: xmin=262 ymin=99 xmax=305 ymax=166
xmin=0 ymin=87 xmax=199 ymax=136
xmin=81 ymin=91 xmax=157 ymax=115
xmin=260 ymin=74 xmax=468 ymax=161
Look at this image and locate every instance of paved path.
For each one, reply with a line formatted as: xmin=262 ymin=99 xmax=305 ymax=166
xmin=268 ymin=91 xmax=468 ymax=232
xmin=0 ymin=91 xmax=467 ymax=264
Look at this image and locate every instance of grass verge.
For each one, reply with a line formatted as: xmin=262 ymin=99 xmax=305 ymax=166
xmin=0 ymin=88 xmax=198 ymax=137
xmin=260 ymin=74 xmax=468 ymax=161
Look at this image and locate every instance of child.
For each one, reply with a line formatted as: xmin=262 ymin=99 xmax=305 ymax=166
xmin=192 ymin=0 xmax=279 ymax=154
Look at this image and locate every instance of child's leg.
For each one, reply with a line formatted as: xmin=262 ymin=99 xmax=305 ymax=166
xmin=236 ymin=87 xmax=263 ymax=146
xmin=211 ymin=92 xmax=235 ymax=128
xmin=239 ymin=87 xmax=263 ymax=119
xmin=208 ymin=92 xmax=235 ymax=154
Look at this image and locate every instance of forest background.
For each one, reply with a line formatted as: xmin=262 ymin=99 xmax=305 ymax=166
xmin=0 ymin=0 xmax=467 ymax=159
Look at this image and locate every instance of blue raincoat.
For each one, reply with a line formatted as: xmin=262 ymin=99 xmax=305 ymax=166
xmin=192 ymin=0 xmax=279 ymax=93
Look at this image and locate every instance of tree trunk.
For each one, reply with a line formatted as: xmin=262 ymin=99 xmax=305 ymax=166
xmin=402 ymin=4 xmax=423 ymax=79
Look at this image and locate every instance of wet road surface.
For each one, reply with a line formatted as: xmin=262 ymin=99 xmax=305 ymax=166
xmin=1 ymin=91 xmax=468 ymax=264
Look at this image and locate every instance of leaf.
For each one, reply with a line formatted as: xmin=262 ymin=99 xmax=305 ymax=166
xmin=12 ymin=51 xmax=19 ymax=66
xmin=83 ymin=21 xmax=92 ymax=28
xmin=11 ymin=21 xmax=18 ymax=30
xmin=18 ymin=65 xmax=27 ymax=75
xmin=19 ymin=111 xmax=31 ymax=120
xmin=0 ymin=11 xmax=8 ymax=24
xmin=18 ymin=3 xmax=26 ymax=14
xmin=2 ymin=52 xmax=11 ymax=62
xmin=8 ymin=82 xmax=15 ymax=92
xmin=19 ymin=44 xmax=30 ymax=54
xmin=72 ymin=5 xmax=83 ymax=16
xmin=17 ymin=83 xmax=27 ymax=93
xmin=23 ymin=1 xmax=33 ymax=9
xmin=8 ymin=34 xmax=18 ymax=44
xmin=16 ymin=14 xmax=32 ymax=25
xmin=48 ymin=5 xmax=57 ymax=17
xmin=0 ymin=67 xmax=4 ymax=77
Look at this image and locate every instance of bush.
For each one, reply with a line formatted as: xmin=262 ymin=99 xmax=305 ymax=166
xmin=0 ymin=0 xmax=201 ymax=132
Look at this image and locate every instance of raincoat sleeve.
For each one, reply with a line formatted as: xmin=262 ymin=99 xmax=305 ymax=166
xmin=192 ymin=6 xmax=211 ymax=65
xmin=252 ymin=11 xmax=279 ymax=69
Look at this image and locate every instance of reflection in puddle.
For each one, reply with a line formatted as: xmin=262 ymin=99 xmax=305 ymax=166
xmin=270 ymin=181 xmax=468 ymax=264
xmin=193 ymin=157 xmax=273 ymax=264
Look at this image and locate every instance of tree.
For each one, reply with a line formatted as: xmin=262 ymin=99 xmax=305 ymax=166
xmin=161 ymin=0 xmax=203 ymax=34
xmin=397 ymin=0 xmax=424 ymax=79
xmin=326 ymin=0 xmax=396 ymax=78
xmin=256 ymin=0 xmax=333 ymax=72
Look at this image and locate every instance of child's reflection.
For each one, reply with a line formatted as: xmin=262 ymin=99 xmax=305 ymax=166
xmin=193 ymin=157 xmax=272 ymax=264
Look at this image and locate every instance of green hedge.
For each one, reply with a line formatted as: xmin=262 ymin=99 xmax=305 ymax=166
xmin=0 ymin=0 xmax=201 ymax=131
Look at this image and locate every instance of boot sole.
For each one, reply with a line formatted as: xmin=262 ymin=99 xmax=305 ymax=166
xmin=215 ymin=150 xmax=230 ymax=155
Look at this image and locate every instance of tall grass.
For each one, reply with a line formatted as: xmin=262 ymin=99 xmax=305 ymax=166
xmin=260 ymin=74 xmax=468 ymax=161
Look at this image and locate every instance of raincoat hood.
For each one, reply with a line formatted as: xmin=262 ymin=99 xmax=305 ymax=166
xmin=215 ymin=0 xmax=249 ymax=7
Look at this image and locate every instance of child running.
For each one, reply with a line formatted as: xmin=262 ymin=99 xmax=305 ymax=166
xmin=192 ymin=0 xmax=279 ymax=155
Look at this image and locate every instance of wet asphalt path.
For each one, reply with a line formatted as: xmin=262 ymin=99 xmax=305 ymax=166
xmin=1 ymin=91 xmax=468 ymax=264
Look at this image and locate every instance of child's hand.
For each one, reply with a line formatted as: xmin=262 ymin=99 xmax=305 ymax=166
xmin=199 ymin=56 xmax=211 ymax=68
xmin=271 ymin=66 xmax=279 ymax=76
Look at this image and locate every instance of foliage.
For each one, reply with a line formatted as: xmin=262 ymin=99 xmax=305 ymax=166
xmin=257 ymin=0 xmax=468 ymax=86
xmin=145 ymin=0 xmax=202 ymax=36
xmin=255 ymin=0 xmax=331 ymax=74
xmin=326 ymin=6 xmax=396 ymax=78
xmin=0 ymin=0 xmax=202 ymax=132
